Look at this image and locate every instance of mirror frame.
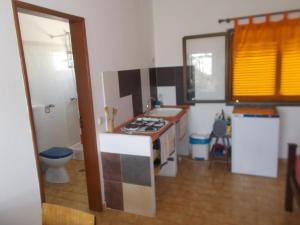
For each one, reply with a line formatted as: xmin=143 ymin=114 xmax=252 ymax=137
xmin=182 ymin=32 xmax=231 ymax=104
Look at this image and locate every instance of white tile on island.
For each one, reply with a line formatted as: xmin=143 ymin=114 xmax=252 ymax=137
xmin=99 ymin=133 xmax=152 ymax=157
xmin=102 ymin=71 xmax=120 ymax=104
xmin=140 ymin=68 xmax=151 ymax=111
xmin=123 ymin=183 xmax=155 ymax=217
xmin=106 ymin=95 xmax=134 ymax=127
xmin=157 ymin=86 xmax=176 ymax=105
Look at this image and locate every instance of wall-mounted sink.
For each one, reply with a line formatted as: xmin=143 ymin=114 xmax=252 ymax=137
xmin=147 ymin=108 xmax=182 ymax=117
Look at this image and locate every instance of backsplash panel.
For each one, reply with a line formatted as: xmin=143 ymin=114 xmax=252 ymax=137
xmin=149 ymin=66 xmax=185 ymax=105
xmin=118 ymin=69 xmax=143 ymax=116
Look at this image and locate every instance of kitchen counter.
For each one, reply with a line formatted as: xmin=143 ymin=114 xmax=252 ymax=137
xmin=113 ymin=105 xmax=189 ymax=141
xmin=233 ymin=106 xmax=278 ymax=117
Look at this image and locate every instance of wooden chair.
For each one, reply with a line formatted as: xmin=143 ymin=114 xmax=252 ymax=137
xmin=42 ymin=203 xmax=95 ymax=225
xmin=285 ymin=144 xmax=300 ymax=212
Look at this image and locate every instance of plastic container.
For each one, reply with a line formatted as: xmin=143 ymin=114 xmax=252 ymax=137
xmin=190 ymin=134 xmax=210 ymax=160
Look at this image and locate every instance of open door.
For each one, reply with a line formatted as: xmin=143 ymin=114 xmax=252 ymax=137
xmin=12 ymin=0 xmax=102 ymax=211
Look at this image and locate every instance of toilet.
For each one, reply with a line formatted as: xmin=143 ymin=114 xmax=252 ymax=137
xmin=39 ymin=147 xmax=73 ymax=183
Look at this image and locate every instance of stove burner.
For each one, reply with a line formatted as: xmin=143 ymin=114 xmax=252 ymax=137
xmin=145 ymin=127 xmax=157 ymax=132
xmin=124 ymin=123 xmax=139 ymax=131
xmin=122 ymin=117 xmax=167 ymax=133
xmin=153 ymin=122 xmax=165 ymax=127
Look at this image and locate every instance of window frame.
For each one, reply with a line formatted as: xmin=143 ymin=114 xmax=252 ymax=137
xmin=227 ymin=29 xmax=300 ymax=106
xmin=182 ymin=32 xmax=230 ymax=104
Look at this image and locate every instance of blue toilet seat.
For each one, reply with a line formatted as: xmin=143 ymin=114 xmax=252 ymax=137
xmin=39 ymin=147 xmax=73 ymax=159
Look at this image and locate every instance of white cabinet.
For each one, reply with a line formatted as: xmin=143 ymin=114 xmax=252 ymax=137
xmin=159 ymin=124 xmax=177 ymax=177
xmin=232 ymin=115 xmax=280 ymax=178
xmin=177 ymin=113 xmax=189 ymax=156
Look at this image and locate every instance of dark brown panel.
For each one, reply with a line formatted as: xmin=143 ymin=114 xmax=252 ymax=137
xmin=152 ymin=66 xmax=185 ymax=105
xmin=186 ymin=65 xmax=195 ymax=101
xmin=175 ymin=67 xmax=185 ymax=105
xmin=102 ymin=153 xmax=122 ymax=182
xmin=149 ymin=68 xmax=158 ymax=104
xmin=156 ymin=67 xmax=176 ymax=86
xmin=104 ymin=180 xmax=124 ymax=210
xmin=118 ymin=69 xmax=143 ymax=116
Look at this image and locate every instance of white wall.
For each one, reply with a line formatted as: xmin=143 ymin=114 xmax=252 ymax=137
xmin=0 ymin=0 xmax=154 ymax=224
xmin=152 ymin=0 xmax=300 ymax=158
xmin=19 ymin=13 xmax=81 ymax=151
xmin=24 ymin=43 xmax=80 ymax=151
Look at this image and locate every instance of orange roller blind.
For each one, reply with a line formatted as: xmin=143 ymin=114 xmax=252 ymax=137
xmin=233 ymin=42 xmax=277 ymax=96
xmin=281 ymin=41 xmax=300 ymax=95
xmin=231 ymin=15 xmax=300 ymax=102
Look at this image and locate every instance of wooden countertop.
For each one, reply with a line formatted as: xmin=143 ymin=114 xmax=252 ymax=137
xmin=113 ymin=105 xmax=189 ymax=141
xmin=233 ymin=106 xmax=278 ymax=117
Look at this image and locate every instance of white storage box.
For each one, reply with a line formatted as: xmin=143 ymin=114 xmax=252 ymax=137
xmin=190 ymin=134 xmax=210 ymax=160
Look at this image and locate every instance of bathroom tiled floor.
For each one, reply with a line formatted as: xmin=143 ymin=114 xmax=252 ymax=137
xmin=44 ymin=159 xmax=89 ymax=211
xmin=44 ymin=158 xmax=300 ymax=225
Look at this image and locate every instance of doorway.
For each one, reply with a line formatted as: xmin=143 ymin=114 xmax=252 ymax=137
xmin=12 ymin=0 xmax=102 ymax=211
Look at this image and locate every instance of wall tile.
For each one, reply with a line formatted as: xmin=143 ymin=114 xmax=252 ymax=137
xmin=118 ymin=69 xmax=143 ymax=116
xmin=157 ymin=86 xmax=177 ymax=105
xmin=150 ymin=66 xmax=185 ymax=105
xmin=123 ymin=183 xmax=155 ymax=217
xmin=156 ymin=67 xmax=176 ymax=86
xmin=104 ymin=180 xmax=123 ymax=210
xmin=140 ymin=68 xmax=151 ymax=112
xmin=107 ymin=95 xmax=133 ymax=127
xmin=102 ymin=152 xmax=122 ymax=182
xmin=175 ymin=66 xmax=185 ymax=105
xmin=149 ymin=68 xmax=158 ymax=102
xmin=121 ymin=154 xmax=151 ymax=186
xmin=102 ymin=71 xmax=120 ymax=104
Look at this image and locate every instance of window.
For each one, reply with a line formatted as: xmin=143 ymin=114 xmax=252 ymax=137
xmin=230 ymin=15 xmax=300 ymax=103
xmin=183 ymin=33 xmax=227 ymax=103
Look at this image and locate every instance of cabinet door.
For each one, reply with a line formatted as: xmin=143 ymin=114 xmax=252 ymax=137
xmin=160 ymin=131 xmax=169 ymax=165
xmin=160 ymin=124 xmax=176 ymax=164
xmin=168 ymin=124 xmax=176 ymax=155
xmin=179 ymin=114 xmax=188 ymax=140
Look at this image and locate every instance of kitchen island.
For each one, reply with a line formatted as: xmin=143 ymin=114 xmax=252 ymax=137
xmin=99 ymin=106 xmax=189 ymax=216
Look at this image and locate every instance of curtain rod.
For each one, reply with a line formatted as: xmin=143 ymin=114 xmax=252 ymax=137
xmin=218 ymin=8 xmax=300 ymax=23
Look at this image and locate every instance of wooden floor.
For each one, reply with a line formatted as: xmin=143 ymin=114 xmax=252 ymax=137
xmin=44 ymin=158 xmax=300 ymax=225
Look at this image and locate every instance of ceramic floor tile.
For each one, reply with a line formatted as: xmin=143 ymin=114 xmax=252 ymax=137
xmin=44 ymin=159 xmax=88 ymax=211
xmin=44 ymin=158 xmax=300 ymax=225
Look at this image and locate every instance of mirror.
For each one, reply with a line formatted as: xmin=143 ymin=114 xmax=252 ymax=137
xmin=183 ymin=32 xmax=228 ymax=103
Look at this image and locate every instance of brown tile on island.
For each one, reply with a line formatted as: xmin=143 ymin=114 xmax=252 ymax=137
xmin=101 ymin=152 xmax=122 ymax=182
xmin=104 ymin=180 xmax=124 ymax=210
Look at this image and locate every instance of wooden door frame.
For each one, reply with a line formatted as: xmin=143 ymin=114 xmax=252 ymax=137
xmin=11 ymin=0 xmax=102 ymax=211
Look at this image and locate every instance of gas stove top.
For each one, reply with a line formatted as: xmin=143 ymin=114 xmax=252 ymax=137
xmin=121 ymin=117 xmax=167 ymax=133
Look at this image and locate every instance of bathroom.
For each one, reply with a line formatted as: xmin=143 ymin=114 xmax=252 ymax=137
xmin=18 ymin=12 xmax=88 ymax=209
